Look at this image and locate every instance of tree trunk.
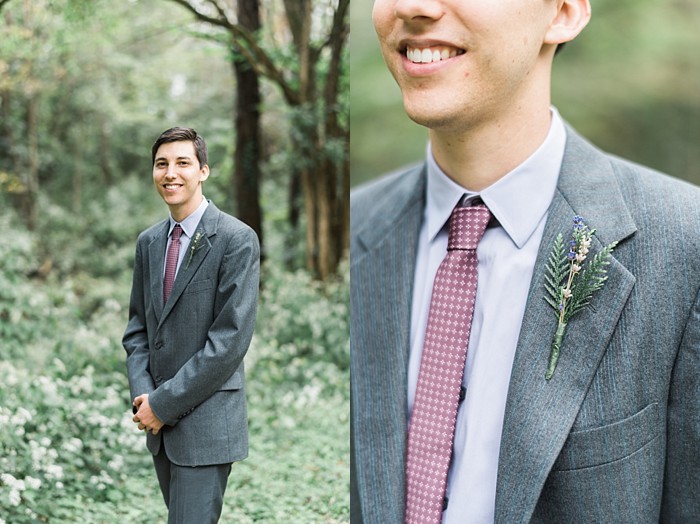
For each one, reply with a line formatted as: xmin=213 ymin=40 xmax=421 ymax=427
xmin=232 ymin=0 xmax=263 ymax=255
xmin=300 ymin=163 xmax=316 ymax=273
xmin=285 ymin=168 xmax=302 ymax=268
xmin=0 ymin=89 xmax=15 ymax=171
xmin=99 ymin=116 xmax=113 ymax=186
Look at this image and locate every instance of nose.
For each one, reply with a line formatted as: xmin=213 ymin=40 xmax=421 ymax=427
xmin=394 ymin=0 xmax=444 ymax=23
xmin=165 ymin=164 xmax=176 ymax=178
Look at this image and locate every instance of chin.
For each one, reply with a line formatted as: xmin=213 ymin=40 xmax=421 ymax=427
xmin=401 ymin=90 xmax=454 ymax=127
xmin=404 ymin=105 xmax=458 ymax=131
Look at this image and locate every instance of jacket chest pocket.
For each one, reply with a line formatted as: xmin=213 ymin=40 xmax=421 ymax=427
xmin=553 ymin=402 xmax=660 ymax=471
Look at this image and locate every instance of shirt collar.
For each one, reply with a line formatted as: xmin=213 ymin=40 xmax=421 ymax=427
xmin=169 ymin=197 xmax=209 ymax=239
xmin=425 ymin=107 xmax=566 ymax=248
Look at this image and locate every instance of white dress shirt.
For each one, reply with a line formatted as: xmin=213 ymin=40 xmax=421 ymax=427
xmin=164 ymin=197 xmax=209 ymax=279
xmin=408 ymin=109 xmax=567 ymax=523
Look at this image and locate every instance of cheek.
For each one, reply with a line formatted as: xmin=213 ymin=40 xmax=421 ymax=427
xmin=371 ymin=0 xmax=393 ymax=39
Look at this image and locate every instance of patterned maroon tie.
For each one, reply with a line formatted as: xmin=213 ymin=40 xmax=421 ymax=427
xmin=163 ymin=224 xmax=182 ymax=304
xmin=405 ymin=204 xmax=491 ymax=524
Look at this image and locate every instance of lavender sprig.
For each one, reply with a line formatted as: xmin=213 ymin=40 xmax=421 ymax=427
xmin=185 ymin=230 xmax=205 ymax=269
xmin=543 ymin=216 xmax=617 ymax=380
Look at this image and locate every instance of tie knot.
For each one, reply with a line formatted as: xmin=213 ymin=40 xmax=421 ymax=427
xmin=171 ymin=224 xmax=183 ymax=241
xmin=447 ymin=204 xmax=491 ymax=250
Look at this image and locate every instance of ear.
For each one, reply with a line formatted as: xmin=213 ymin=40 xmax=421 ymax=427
xmin=544 ymin=0 xmax=591 ymax=46
xmin=199 ymin=164 xmax=210 ymax=182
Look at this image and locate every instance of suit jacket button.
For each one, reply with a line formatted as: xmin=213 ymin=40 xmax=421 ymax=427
xmin=155 ymin=375 xmax=163 ymax=383
xmin=155 ymin=341 xmax=163 ymax=350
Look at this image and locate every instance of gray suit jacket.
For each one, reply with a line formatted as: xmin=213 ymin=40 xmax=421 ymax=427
xmin=350 ymin=128 xmax=700 ymax=522
xmin=123 ymin=201 xmax=259 ymax=467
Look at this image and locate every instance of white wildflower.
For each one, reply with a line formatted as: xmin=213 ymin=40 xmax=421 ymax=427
xmin=15 ymin=407 xmax=32 ymax=424
xmin=45 ymin=464 xmax=64 ymax=480
xmin=62 ymin=437 xmax=83 ymax=454
xmin=108 ymin=455 xmax=124 ymax=472
xmin=24 ymin=476 xmax=41 ymax=490
xmin=1 ymin=473 xmax=18 ymax=487
xmin=9 ymin=488 xmax=21 ymax=506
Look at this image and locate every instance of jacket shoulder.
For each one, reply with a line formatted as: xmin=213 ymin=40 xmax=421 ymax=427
xmin=351 ymin=163 xmax=425 ymax=237
xmin=610 ymin=155 xmax=700 ymax=230
xmin=136 ymin=219 xmax=168 ymax=245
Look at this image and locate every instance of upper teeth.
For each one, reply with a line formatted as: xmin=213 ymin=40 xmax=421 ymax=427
xmin=165 ymin=184 xmax=179 ymax=189
xmin=406 ymin=46 xmax=462 ymax=64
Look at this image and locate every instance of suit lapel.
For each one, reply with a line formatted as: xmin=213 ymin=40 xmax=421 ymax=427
xmin=495 ymin=128 xmax=638 ymax=522
xmin=158 ymin=203 xmax=219 ymax=328
xmin=148 ymin=221 xmax=169 ymax=321
xmin=351 ymin=165 xmax=425 ymax=522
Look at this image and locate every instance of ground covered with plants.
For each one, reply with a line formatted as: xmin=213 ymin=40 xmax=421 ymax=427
xmin=0 ymin=181 xmax=349 ymax=523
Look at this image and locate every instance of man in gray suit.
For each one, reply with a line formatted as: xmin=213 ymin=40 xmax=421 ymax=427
xmin=351 ymin=0 xmax=699 ymax=522
xmin=123 ymin=127 xmax=259 ymax=523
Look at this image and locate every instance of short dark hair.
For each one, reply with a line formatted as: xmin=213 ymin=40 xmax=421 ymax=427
xmin=151 ymin=127 xmax=208 ymax=168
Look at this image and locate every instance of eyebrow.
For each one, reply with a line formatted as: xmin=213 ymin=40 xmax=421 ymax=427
xmin=154 ymin=156 xmax=194 ymax=163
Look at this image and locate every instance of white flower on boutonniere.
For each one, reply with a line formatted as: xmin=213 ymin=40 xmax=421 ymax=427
xmin=185 ymin=230 xmax=205 ymax=269
xmin=543 ymin=216 xmax=618 ymax=380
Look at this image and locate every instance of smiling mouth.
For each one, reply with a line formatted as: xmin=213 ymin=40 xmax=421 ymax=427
xmin=405 ymin=45 xmax=465 ymax=64
xmin=163 ymin=184 xmax=182 ymax=190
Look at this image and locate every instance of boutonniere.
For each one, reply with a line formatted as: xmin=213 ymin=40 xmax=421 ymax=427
xmin=185 ymin=230 xmax=205 ymax=269
xmin=543 ymin=216 xmax=618 ymax=380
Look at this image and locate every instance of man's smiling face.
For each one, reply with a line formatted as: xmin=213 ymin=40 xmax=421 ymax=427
xmin=372 ymin=0 xmax=563 ymax=134
xmin=152 ymin=140 xmax=209 ymax=221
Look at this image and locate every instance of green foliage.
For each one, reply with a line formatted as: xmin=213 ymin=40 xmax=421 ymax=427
xmin=568 ymin=241 xmax=617 ymax=319
xmin=253 ymin=261 xmax=350 ymax=387
xmin=544 ymin=233 xmax=569 ymax=316
xmin=0 ymin=361 xmax=157 ymax=522
xmin=0 ymin=0 xmax=237 ymax=211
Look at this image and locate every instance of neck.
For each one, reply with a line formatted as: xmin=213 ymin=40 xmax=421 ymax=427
xmin=429 ymin=97 xmax=553 ymax=192
xmin=170 ymin=195 xmax=204 ymax=223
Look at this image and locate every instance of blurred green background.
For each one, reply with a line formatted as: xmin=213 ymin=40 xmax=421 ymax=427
xmin=350 ymin=0 xmax=700 ymax=187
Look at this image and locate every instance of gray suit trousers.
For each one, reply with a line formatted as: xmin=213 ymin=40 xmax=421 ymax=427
xmin=153 ymin=445 xmax=232 ymax=524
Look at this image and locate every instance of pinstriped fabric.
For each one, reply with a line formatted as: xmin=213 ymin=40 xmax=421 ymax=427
xmin=351 ymin=165 xmax=425 ymax=524
xmin=405 ymin=205 xmax=491 ymax=523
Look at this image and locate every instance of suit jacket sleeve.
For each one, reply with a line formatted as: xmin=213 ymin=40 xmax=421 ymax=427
xmin=123 ymin=237 xmax=156 ymax=401
xmin=662 ymin=285 xmax=700 ymax=520
xmin=148 ymin=226 xmax=260 ymax=427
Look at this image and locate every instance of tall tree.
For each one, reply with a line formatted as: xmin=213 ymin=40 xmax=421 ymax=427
xmin=168 ymin=0 xmax=349 ymax=280
xmin=231 ymin=0 xmax=263 ymax=254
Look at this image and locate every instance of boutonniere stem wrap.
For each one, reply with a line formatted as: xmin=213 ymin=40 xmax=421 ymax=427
xmin=185 ymin=230 xmax=205 ymax=269
xmin=543 ymin=216 xmax=618 ymax=380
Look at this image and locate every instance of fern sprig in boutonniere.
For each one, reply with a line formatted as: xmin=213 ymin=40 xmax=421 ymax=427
xmin=543 ymin=216 xmax=617 ymax=380
xmin=185 ymin=230 xmax=205 ymax=269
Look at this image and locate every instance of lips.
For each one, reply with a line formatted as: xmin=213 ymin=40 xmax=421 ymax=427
xmin=163 ymin=184 xmax=182 ymax=190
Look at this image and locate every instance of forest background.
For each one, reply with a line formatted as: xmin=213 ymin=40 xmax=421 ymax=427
xmin=0 ymin=0 xmax=348 ymax=522
xmin=351 ymin=0 xmax=700 ymax=188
